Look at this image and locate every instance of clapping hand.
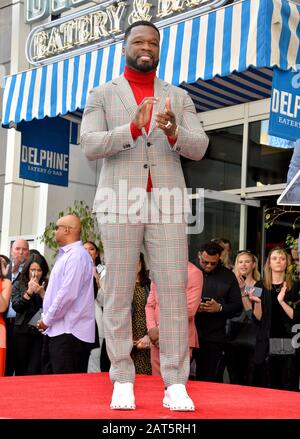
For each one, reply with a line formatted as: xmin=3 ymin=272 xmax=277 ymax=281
xmin=0 ymin=258 xmax=10 ymax=278
xmin=133 ymin=96 xmax=159 ymax=129
xmin=238 ymin=275 xmax=246 ymax=291
xmin=277 ymin=281 xmax=287 ymax=304
xmin=154 ymin=97 xmax=178 ymax=138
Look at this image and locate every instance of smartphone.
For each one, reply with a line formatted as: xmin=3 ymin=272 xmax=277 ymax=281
xmin=96 ymin=264 xmax=106 ymax=279
xmin=244 ymin=286 xmax=262 ymax=297
xmin=201 ymin=296 xmax=212 ymax=303
xmin=96 ymin=264 xmax=105 ymax=274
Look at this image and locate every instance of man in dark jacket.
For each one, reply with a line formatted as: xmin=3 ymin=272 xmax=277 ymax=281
xmin=194 ymin=241 xmax=242 ymax=382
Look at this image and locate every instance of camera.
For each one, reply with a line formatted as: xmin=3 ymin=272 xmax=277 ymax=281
xmin=96 ymin=264 xmax=106 ymax=279
xmin=96 ymin=264 xmax=105 ymax=274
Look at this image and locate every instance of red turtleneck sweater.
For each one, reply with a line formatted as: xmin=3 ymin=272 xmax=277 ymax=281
xmin=124 ymin=66 xmax=155 ymax=192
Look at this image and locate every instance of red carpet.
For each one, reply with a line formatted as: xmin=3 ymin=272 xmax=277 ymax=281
xmin=0 ymin=372 xmax=300 ymax=419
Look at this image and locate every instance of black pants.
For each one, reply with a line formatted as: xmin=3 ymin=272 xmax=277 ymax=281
xmin=42 ymin=333 xmax=91 ymax=374
xmin=100 ymin=338 xmax=111 ymax=372
xmin=226 ymin=345 xmax=255 ymax=386
xmin=193 ymin=340 xmax=226 ymax=382
xmin=13 ymin=326 xmax=43 ymax=375
xmin=253 ymin=355 xmax=299 ymax=391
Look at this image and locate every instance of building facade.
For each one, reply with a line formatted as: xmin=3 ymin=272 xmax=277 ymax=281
xmin=0 ymin=0 xmax=299 ymax=265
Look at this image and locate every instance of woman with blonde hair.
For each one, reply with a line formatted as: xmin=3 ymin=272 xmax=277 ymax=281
xmin=234 ymin=251 xmax=260 ymax=308
xmin=227 ymin=250 xmax=261 ymax=385
xmin=250 ymin=247 xmax=300 ymax=390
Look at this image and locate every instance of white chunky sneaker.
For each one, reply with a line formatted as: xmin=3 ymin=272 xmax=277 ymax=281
xmin=110 ymin=382 xmax=136 ymax=410
xmin=163 ymin=384 xmax=195 ymax=411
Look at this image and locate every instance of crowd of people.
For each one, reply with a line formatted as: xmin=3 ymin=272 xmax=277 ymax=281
xmin=1 ymin=232 xmax=300 ymax=395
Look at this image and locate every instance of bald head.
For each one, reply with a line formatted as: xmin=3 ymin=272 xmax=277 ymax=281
xmin=63 ymin=215 xmax=81 ymax=233
xmin=55 ymin=215 xmax=81 ymax=246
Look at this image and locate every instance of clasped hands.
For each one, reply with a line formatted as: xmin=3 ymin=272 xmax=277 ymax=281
xmin=133 ymin=96 xmax=178 ymax=139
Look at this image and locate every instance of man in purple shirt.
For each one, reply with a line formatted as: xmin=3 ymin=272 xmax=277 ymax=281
xmin=37 ymin=215 xmax=95 ymax=374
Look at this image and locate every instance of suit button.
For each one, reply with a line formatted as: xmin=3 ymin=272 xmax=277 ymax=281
xmin=143 ymin=164 xmax=148 ymax=169
xmin=176 ymin=146 xmax=181 ymax=152
xmin=147 ymin=142 xmax=151 ymax=147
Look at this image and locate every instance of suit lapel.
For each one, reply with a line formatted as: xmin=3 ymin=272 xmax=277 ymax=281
xmin=113 ymin=76 xmax=137 ymax=120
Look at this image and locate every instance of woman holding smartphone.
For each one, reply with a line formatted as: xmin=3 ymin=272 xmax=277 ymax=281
xmin=12 ymin=253 xmax=49 ymax=375
xmin=250 ymin=247 xmax=300 ymax=391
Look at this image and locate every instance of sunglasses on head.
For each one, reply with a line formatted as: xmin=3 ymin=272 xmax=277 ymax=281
xmin=237 ymin=249 xmax=254 ymax=255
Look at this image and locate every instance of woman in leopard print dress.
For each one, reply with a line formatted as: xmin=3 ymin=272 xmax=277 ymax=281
xmin=131 ymin=253 xmax=152 ymax=375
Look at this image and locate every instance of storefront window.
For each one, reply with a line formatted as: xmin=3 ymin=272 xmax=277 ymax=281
xmin=188 ymin=199 xmax=240 ymax=262
xmin=247 ymin=120 xmax=294 ymax=187
xmin=181 ymin=125 xmax=243 ymax=191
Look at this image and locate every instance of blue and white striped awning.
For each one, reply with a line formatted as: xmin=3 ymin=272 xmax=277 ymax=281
xmin=2 ymin=0 xmax=300 ymax=126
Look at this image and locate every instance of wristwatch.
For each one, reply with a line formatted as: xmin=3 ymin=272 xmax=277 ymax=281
xmin=218 ymin=304 xmax=223 ymax=312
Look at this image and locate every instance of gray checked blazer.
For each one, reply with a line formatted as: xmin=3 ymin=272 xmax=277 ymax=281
xmin=80 ymin=75 xmax=209 ymax=215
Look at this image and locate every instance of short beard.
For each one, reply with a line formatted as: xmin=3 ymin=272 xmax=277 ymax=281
xmin=126 ymin=55 xmax=159 ymax=73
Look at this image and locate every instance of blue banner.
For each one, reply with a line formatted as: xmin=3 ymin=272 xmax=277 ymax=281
xmin=19 ymin=117 xmax=70 ymax=186
xmin=268 ymin=67 xmax=300 ymax=142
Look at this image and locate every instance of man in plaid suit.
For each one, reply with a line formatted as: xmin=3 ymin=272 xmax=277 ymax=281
xmin=81 ymin=20 xmax=208 ymax=411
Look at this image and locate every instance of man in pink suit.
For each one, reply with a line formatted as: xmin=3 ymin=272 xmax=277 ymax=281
xmin=81 ymin=20 xmax=208 ymax=411
xmin=146 ymin=262 xmax=203 ymax=375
